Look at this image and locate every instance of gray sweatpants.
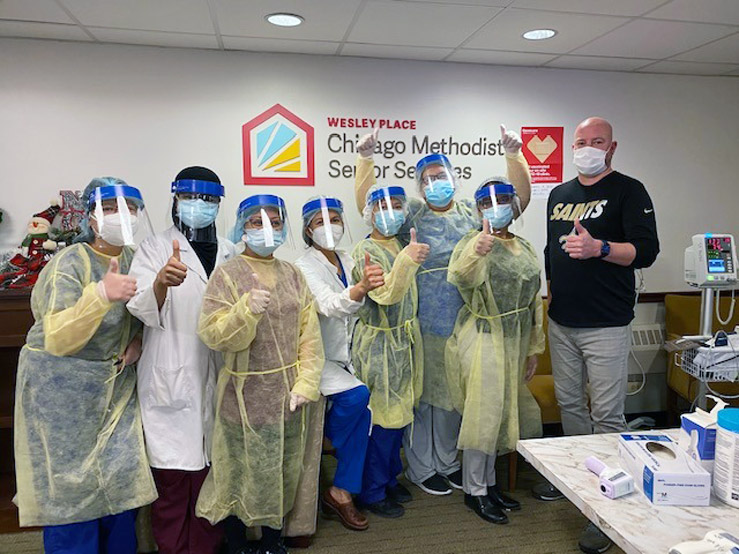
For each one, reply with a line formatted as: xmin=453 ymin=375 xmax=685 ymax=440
xmin=403 ymin=402 xmax=461 ymax=484
xmin=548 ymin=319 xmax=630 ymax=436
xmin=462 ymin=449 xmax=497 ymax=496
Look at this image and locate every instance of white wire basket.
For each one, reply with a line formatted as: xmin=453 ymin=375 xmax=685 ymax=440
xmin=678 ymin=347 xmax=739 ymax=383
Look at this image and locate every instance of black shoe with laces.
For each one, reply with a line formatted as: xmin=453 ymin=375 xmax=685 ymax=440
xmin=444 ymin=469 xmax=463 ymax=490
xmin=532 ymin=481 xmax=565 ymax=501
xmin=357 ymin=497 xmax=405 ymax=518
xmin=487 ymin=484 xmax=521 ymax=511
xmin=464 ymin=494 xmax=509 ymax=524
xmin=416 ymin=473 xmax=452 ymax=496
xmin=387 ymin=482 xmax=412 ymax=503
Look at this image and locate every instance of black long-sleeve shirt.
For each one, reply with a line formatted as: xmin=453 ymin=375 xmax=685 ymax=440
xmin=544 ymin=171 xmax=659 ymax=328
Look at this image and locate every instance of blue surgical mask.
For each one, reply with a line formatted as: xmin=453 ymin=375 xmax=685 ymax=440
xmin=424 ymin=180 xmax=455 ymax=208
xmin=243 ymin=228 xmax=285 ymax=257
xmin=483 ymin=205 xmax=514 ymax=230
xmin=177 ymin=199 xmax=219 ymax=230
xmin=374 ymin=210 xmax=405 ymax=237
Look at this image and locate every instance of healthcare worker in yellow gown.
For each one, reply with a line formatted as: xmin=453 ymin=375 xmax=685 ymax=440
xmin=354 ymin=127 xmax=531 ymax=496
xmin=351 ymin=185 xmax=428 ymax=518
xmin=196 ymin=194 xmax=324 ymax=554
xmin=14 ymin=178 xmax=157 ymax=554
xmin=446 ymin=178 xmax=545 ymax=525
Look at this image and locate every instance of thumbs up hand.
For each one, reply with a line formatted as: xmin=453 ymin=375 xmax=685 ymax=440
xmin=100 ymin=257 xmax=137 ymax=302
xmin=564 ymin=218 xmax=602 ymax=260
xmin=403 ymin=227 xmax=430 ymax=264
xmin=358 ymin=251 xmax=385 ymax=294
xmin=155 ymin=239 xmax=188 ymax=288
xmin=475 ymin=218 xmax=496 ymax=256
xmin=500 ymin=123 xmax=523 ymax=156
xmin=247 ymin=272 xmax=271 ymax=315
xmin=357 ymin=128 xmax=379 ymax=159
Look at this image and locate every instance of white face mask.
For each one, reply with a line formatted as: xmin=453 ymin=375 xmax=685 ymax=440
xmin=573 ymin=146 xmax=608 ymax=177
xmin=312 ymin=224 xmax=344 ymax=251
xmin=96 ymin=213 xmax=139 ymax=246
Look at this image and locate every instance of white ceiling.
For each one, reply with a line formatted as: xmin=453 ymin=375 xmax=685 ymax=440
xmin=1 ymin=0 xmax=738 ymax=76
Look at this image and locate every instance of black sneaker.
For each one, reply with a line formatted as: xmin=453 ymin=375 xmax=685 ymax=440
xmin=358 ymin=497 xmax=405 ymax=518
xmin=259 ymin=541 xmax=288 ymax=554
xmin=532 ymin=481 xmax=565 ymax=501
xmin=386 ymin=482 xmax=412 ymax=503
xmin=415 ymin=473 xmax=452 ymax=496
xmin=444 ymin=469 xmax=463 ymax=490
xmin=578 ymin=522 xmax=612 ymax=554
xmin=487 ymin=484 xmax=521 ymax=511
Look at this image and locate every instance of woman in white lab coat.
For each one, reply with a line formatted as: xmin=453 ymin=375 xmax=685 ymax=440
xmin=295 ymin=196 xmax=390 ymax=531
xmin=127 ymin=167 xmax=237 ymax=554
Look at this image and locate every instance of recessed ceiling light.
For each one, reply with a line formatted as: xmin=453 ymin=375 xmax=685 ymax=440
xmin=522 ymin=28 xmax=557 ymax=41
xmin=266 ymin=13 xmax=304 ymax=27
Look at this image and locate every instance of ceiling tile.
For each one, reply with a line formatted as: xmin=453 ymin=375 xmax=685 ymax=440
xmin=447 ymin=49 xmax=555 ymax=65
xmin=545 ymin=55 xmax=653 ymax=71
xmin=89 ymin=28 xmax=219 ymax=49
xmin=400 ymin=0 xmax=512 ymax=5
xmin=636 ymin=60 xmax=739 ymax=75
xmin=464 ymin=8 xmax=628 ymax=53
xmin=215 ymin=0 xmax=362 ymax=41
xmin=348 ymin=1 xmax=501 ymax=48
xmin=510 ymin=0 xmax=666 ymax=17
xmin=573 ymin=19 xmax=736 ymax=58
xmin=672 ymin=32 xmax=739 ymax=64
xmin=0 ymin=0 xmax=74 ymax=24
xmin=59 ymin=0 xmax=214 ymax=33
xmin=646 ymin=0 xmax=739 ymax=25
xmin=222 ymin=36 xmax=340 ymax=55
xmin=341 ymin=43 xmax=453 ymax=61
xmin=0 ymin=20 xmax=90 ymax=41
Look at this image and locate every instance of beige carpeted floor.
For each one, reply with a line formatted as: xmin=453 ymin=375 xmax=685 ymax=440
xmin=0 ymin=456 xmax=624 ymax=554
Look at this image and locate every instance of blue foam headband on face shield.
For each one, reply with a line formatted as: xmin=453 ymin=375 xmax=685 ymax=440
xmin=88 ymin=185 xmax=144 ymax=209
xmin=237 ymin=194 xmax=286 ymax=218
xmin=171 ymin=179 xmax=225 ymax=198
xmin=301 ymin=197 xmax=343 ymax=218
xmin=368 ymin=186 xmax=406 ymax=205
xmin=474 ymin=182 xmax=515 ymax=203
xmin=415 ymin=153 xmax=452 ymax=176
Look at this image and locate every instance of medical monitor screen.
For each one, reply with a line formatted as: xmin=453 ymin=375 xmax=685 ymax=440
xmin=705 ymin=237 xmax=734 ymax=274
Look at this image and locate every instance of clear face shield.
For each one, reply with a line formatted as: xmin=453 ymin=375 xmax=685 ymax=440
xmin=169 ymin=179 xmax=227 ymax=243
xmin=415 ymin=154 xmax=457 ymax=209
xmin=302 ymin=196 xmax=352 ymax=251
xmin=474 ymin=180 xmax=522 ymax=231
xmin=89 ymin=185 xmax=153 ymax=247
xmin=233 ymin=195 xmax=293 ymax=257
xmin=369 ymin=186 xmax=408 ymax=238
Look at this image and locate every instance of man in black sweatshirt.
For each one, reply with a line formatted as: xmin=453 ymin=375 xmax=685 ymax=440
xmin=541 ymin=117 xmax=659 ymax=554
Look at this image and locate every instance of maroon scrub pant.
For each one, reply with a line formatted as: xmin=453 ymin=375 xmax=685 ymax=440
xmin=151 ymin=467 xmax=223 ymax=554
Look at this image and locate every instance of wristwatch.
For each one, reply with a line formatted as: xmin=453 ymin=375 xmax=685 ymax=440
xmin=599 ymin=240 xmax=611 ymax=259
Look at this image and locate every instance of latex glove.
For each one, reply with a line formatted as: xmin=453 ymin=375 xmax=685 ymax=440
xmin=564 ymin=218 xmax=602 ymax=260
xmin=475 ymin=218 xmax=495 ymax=256
xmin=155 ymin=239 xmax=188 ymax=287
xmin=99 ymin=258 xmax=137 ymax=302
xmin=42 ymin=239 xmax=58 ymax=251
xmin=289 ymin=392 xmax=310 ymax=412
xmin=525 ymin=355 xmax=538 ymax=382
xmin=247 ymin=273 xmax=271 ymax=314
xmin=357 ymin=128 xmax=379 ymax=159
xmin=500 ymin=124 xmax=523 ymax=156
xmin=403 ymin=228 xmax=430 ymax=265
xmin=121 ymin=334 xmax=143 ymax=366
xmin=358 ymin=252 xmax=385 ymax=293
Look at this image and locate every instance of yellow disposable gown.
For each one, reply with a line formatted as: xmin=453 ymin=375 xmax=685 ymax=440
xmin=445 ymin=233 xmax=545 ymax=455
xmin=195 ymin=255 xmax=324 ymax=529
xmin=351 ymin=238 xmax=423 ymax=429
xmin=14 ymin=243 xmax=156 ymax=527
xmin=354 ymin=154 xmax=532 ymax=411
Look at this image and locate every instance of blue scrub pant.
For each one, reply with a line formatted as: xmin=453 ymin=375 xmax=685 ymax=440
xmin=325 ymin=384 xmax=371 ymax=494
xmin=358 ymin=425 xmax=405 ymax=505
xmin=43 ymin=509 xmax=137 ymax=554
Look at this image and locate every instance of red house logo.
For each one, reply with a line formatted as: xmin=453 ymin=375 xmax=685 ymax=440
xmin=242 ymin=104 xmax=315 ymax=186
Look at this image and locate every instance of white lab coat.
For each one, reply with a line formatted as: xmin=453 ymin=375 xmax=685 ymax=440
xmin=295 ymin=247 xmax=364 ymax=396
xmin=127 ymin=226 xmax=237 ymax=470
